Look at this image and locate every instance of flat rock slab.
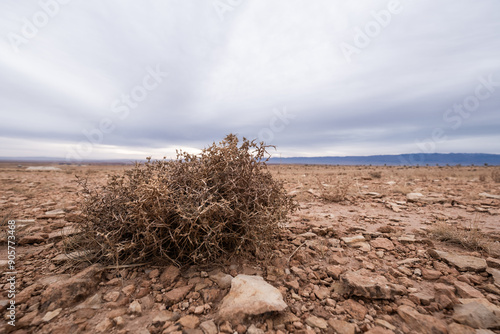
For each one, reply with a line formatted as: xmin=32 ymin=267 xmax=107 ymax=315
xmin=342 ymin=235 xmax=365 ymax=244
xmin=479 ymin=192 xmax=500 ymax=200
xmin=370 ymin=238 xmax=395 ymax=251
xmin=406 ymin=193 xmax=424 ymax=202
xmin=397 ymin=305 xmax=447 ymax=334
xmin=428 ymin=249 xmax=487 ymax=272
xmin=342 ymin=270 xmax=406 ymax=300
xmin=486 ymin=268 xmax=500 ymax=288
xmin=218 ymin=275 xmax=287 ymax=321
xmin=45 ymin=209 xmax=66 ymax=216
xmin=453 ymin=298 xmax=500 ymax=329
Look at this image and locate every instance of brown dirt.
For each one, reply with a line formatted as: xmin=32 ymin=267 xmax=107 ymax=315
xmin=1 ymin=163 xmax=499 ymax=333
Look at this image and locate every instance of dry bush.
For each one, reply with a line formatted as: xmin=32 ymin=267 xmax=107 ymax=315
xmin=71 ymin=134 xmax=296 ymax=266
xmin=430 ymin=221 xmax=495 ymax=254
xmin=318 ymin=176 xmax=352 ymax=203
xmin=368 ymin=171 xmax=382 ymax=179
xmin=492 ymin=170 xmax=500 ymax=183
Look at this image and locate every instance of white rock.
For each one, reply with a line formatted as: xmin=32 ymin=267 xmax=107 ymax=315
xmin=341 ymin=235 xmax=365 ymax=244
xmin=129 ymin=300 xmax=142 ymax=314
xmin=406 ymin=193 xmax=424 ymax=202
xmin=42 ymin=308 xmax=62 ymax=322
xmin=218 ymin=275 xmax=287 ymax=321
xmin=479 ymin=192 xmax=500 ymax=200
xmin=247 ymin=324 xmax=265 ymax=334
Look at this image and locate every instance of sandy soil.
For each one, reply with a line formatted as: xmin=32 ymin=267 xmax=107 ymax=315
xmin=1 ymin=163 xmax=499 ymax=333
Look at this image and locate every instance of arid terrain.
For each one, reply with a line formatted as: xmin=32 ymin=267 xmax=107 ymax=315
xmin=1 ymin=163 xmax=500 ymax=334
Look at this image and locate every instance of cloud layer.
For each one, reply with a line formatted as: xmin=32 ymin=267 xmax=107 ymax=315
xmin=1 ymin=0 xmax=499 ymax=160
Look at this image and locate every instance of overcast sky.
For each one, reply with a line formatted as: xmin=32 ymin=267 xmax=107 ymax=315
xmin=1 ymin=0 xmax=499 ymax=161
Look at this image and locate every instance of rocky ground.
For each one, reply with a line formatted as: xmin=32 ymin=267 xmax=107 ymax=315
xmin=1 ymin=163 xmax=500 ymax=334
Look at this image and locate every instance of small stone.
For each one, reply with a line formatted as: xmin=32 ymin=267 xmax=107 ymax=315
xmin=487 ymin=267 xmax=500 ymax=288
xmin=18 ymin=310 xmax=38 ymax=328
xmin=422 ymin=268 xmax=441 ymax=280
xmin=454 ymin=281 xmax=484 ymax=299
xmin=219 ymin=321 xmax=233 ymax=333
xmin=370 ymin=238 xmax=395 ymax=251
xmin=436 ymin=294 xmax=454 ymax=309
xmin=328 ymin=238 xmax=341 ymax=247
xmin=194 ymin=305 xmax=205 ymax=315
xmin=104 ymin=290 xmax=121 ymax=302
xmin=247 ymin=324 xmax=265 ymax=334
xmin=374 ymin=319 xmax=396 ymax=331
xmin=406 ymin=193 xmax=424 ymax=202
xmin=209 ymin=272 xmax=233 ymax=289
xmin=398 ymin=235 xmax=416 ymax=243
xmin=164 ymin=285 xmax=194 ymax=305
xmin=305 ymin=315 xmax=328 ymax=329
xmin=152 ymin=310 xmax=180 ymax=325
xmin=107 ymin=308 xmax=127 ymax=319
xmin=42 ymin=308 xmax=62 ymax=322
xmin=96 ymin=317 xmax=113 ymax=332
xmin=314 ymin=286 xmax=331 ymax=300
xmin=342 ymin=270 xmax=406 ymax=299
xmin=409 ymin=291 xmax=435 ymax=306
xmin=397 ymin=258 xmax=420 ymax=266
xmin=486 ymin=257 xmax=500 ymax=269
xmin=479 ymin=192 xmax=500 ymax=200
xmin=129 ymin=300 xmax=141 ymax=314
xmin=342 ymin=235 xmax=365 ymax=244
xmin=199 ymin=320 xmax=217 ymax=334
xmin=293 ymin=321 xmax=304 ymax=329
xmin=397 ymin=266 xmax=413 ymax=277
xmin=327 ymin=318 xmax=356 ymax=334
xmin=113 ymin=316 xmax=124 ymax=327
xmin=342 ymin=299 xmax=367 ymax=320
xmin=160 ymin=265 xmax=180 ymax=286
xmin=218 ymin=275 xmax=287 ymax=321
xmin=285 ymin=279 xmax=300 ymax=291
xmin=326 ymin=265 xmax=343 ymax=279
xmin=300 ymin=232 xmax=318 ymax=239
xmin=428 ymin=249 xmax=487 ymax=272
xmin=177 ymin=315 xmax=200 ymax=329
xmin=122 ymin=284 xmax=136 ymax=296
xmin=236 ymin=324 xmax=247 ymax=334
xmin=149 ymin=269 xmax=160 ymax=279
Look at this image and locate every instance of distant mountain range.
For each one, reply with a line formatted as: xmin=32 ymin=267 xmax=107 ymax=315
xmin=267 ymin=153 xmax=500 ymax=166
xmin=1 ymin=153 xmax=499 ymax=166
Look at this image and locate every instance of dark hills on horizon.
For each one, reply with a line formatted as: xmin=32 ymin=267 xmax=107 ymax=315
xmin=267 ymin=153 xmax=500 ymax=166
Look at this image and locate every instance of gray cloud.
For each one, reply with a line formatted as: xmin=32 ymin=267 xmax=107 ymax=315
xmin=0 ymin=0 xmax=499 ymax=160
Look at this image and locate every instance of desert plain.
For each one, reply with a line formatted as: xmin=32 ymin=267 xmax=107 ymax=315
xmin=1 ymin=162 xmax=500 ymax=334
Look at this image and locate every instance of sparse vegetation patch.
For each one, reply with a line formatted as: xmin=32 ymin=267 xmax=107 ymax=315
xmin=71 ymin=134 xmax=296 ymax=265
